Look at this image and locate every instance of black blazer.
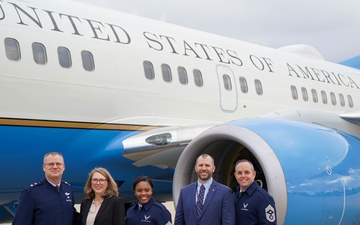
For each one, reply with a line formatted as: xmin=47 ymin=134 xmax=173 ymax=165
xmin=80 ymin=195 xmax=125 ymax=225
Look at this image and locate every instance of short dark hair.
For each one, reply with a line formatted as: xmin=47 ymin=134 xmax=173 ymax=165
xmin=132 ymin=176 xmax=154 ymax=190
xmin=234 ymin=159 xmax=255 ymax=171
xmin=195 ymin=154 xmax=214 ymax=165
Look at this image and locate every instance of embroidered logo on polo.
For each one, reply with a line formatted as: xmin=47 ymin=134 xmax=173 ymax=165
xmin=265 ymin=204 xmax=276 ymax=222
xmin=141 ymin=215 xmax=151 ymax=223
xmin=241 ymin=203 xmax=248 ymax=211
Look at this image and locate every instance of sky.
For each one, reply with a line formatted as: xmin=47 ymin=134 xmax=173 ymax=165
xmin=76 ymin=0 xmax=360 ymax=63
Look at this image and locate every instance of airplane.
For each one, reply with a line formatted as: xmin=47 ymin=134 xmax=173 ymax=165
xmin=0 ymin=0 xmax=360 ymax=224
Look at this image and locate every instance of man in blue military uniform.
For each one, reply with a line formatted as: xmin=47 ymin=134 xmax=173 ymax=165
xmin=12 ymin=152 xmax=80 ymax=225
xmin=233 ymin=159 xmax=276 ymax=225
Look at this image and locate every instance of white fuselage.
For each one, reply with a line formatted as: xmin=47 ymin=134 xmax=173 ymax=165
xmin=0 ymin=0 xmax=359 ymax=128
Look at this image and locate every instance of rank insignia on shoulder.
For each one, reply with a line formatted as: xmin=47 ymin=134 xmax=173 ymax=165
xmin=62 ymin=180 xmax=71 ymax=186
xmin=30 ymin=181 xmax=42 ymax=187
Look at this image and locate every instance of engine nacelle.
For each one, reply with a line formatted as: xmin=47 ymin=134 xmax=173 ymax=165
xmin=173 ymin=118 xmax=360 ymax=225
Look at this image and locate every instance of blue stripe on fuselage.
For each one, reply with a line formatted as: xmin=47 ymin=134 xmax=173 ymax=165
xmin=0 ymin=125 xmax=174 ymax=205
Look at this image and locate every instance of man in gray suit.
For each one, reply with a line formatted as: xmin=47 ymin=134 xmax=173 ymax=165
xmin=175 ymin=154 xmax=235 ymax=225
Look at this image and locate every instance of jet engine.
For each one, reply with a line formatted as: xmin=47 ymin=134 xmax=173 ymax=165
xmin=173 ymin=118 xmax=360 ymax=225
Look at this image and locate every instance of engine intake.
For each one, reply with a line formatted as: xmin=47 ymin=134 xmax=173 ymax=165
xmin=173 ymin=118 xmax=360 ymax=225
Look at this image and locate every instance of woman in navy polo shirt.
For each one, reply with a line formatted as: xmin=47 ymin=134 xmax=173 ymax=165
xmin=126 ymin=176 xmax=172 ymax=225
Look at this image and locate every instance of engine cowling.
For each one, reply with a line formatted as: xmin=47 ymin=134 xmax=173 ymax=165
xmin=173 ymin=118 xmax=360 ymax=225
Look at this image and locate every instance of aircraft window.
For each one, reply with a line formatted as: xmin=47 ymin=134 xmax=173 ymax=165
xmin=330 ymin=92 xmax=336 ymax=105
xmin=143 ymin=61 xmax=155 ymax=80
xmin=347 ymin=95 xmax=354 ymax=108
xmin=4 ymin=38 xmax=21 ymax=61
xmin=193 ymin=69 xmax=203 ymax=87
xmin=178 ymin=66 xmax=188 ymax=84
xmin=254 ymin=79 xmax=263 ymax=95
xmin=301 ymin=87 xmax=308 ymax=101
xmin=161 ymin=64 xmax=172 ymax=82
xmin=32 ymin=42 xmax=47 ymax=64
xmin=239 ymin=77 xmax=248 ymax=93
xmin=311 ymin=89 xmax=318 ymax=103
xmin=321 ymin=90 xmax=328 ymax=104
xmin=290 ymin=85 xmax=298 ymax=100
xmin=58 ymin=47 xmax=72 ymax=68
xmin=339 ymin=94 xmax=345 ymax=107
xmin=81 ymin=50 xmax=95 ymax=71
xmin=223 ymin=74 xmax=232 ymax=91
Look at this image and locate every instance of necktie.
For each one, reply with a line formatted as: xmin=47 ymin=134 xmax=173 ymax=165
xmin=196 ymin=185 xmax=205 ymax=217
xmin=56 ymin=185 xmax=60 ymax=192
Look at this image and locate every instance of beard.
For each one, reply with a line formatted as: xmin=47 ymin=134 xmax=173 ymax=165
xmin=198 ymin=172 xmax=212 ymax=181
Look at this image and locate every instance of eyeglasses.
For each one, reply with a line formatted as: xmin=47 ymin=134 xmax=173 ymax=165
xmin=91 ymin=179 xmax=107 ymax=184
xmin=44 ymin=162 xmax=64 ymax=167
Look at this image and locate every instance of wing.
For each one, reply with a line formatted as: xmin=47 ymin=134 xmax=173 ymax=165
xmin=339 ymin=111 xmax=360 ymax=126
xmin=122 ymin=125 xmax=213 ymax=169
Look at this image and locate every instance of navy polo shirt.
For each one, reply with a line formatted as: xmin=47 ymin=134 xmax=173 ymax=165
xmin=233 ymin=181 xmax=276 ymax=225
xmin=126 ymin=198 xmax=172 ymax=225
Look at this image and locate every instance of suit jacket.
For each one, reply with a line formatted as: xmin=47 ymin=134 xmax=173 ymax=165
xmin=80 ymin=195 xmax=125 ymax=225
xmin=175 ymin=180 xmax=235 ymax=225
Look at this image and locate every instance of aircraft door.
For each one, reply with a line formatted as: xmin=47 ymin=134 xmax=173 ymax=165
xmin=216 ymin=65 xmax=238 ymax=112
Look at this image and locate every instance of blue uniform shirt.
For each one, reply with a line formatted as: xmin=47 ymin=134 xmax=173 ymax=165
xmin=126 ymin=198 xmax=172 ymax=225
xmin=12 ymin=179 xmax=80 ymax=225
xmin=233 ymin=181 xmax=276 ymax=225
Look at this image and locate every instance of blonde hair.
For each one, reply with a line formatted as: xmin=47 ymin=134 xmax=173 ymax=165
xmin=84 ymin=167 xmax=119 ymax=199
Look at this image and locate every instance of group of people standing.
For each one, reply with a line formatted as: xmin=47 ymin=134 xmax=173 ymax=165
xmin=175 ymin=154 xmax=277 ymax=225
xmin=12 ymin=152 xmax=277 ymax=225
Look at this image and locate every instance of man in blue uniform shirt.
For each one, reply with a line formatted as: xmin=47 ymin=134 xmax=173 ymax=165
xmin=12 ymin=152 xmax=80 ymax=225
xmin=233 ymin=159 xmax=276 ymax=225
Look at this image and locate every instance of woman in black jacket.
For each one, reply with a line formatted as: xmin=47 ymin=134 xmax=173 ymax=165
xmin=80 ymin=167 xmax=125 ymax=225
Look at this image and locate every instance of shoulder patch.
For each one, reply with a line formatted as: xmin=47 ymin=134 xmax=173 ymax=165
xmin=265 ymin=204 xmax=276 ymax=222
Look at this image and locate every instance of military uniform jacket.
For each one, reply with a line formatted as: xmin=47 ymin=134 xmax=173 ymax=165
xmin=126 ymin=198 xmax=172 ymax=225
xmin=12 ymin=179 xmax=79 ymax=225
xmin=233 ymin=181 xmax=276 ymax=225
